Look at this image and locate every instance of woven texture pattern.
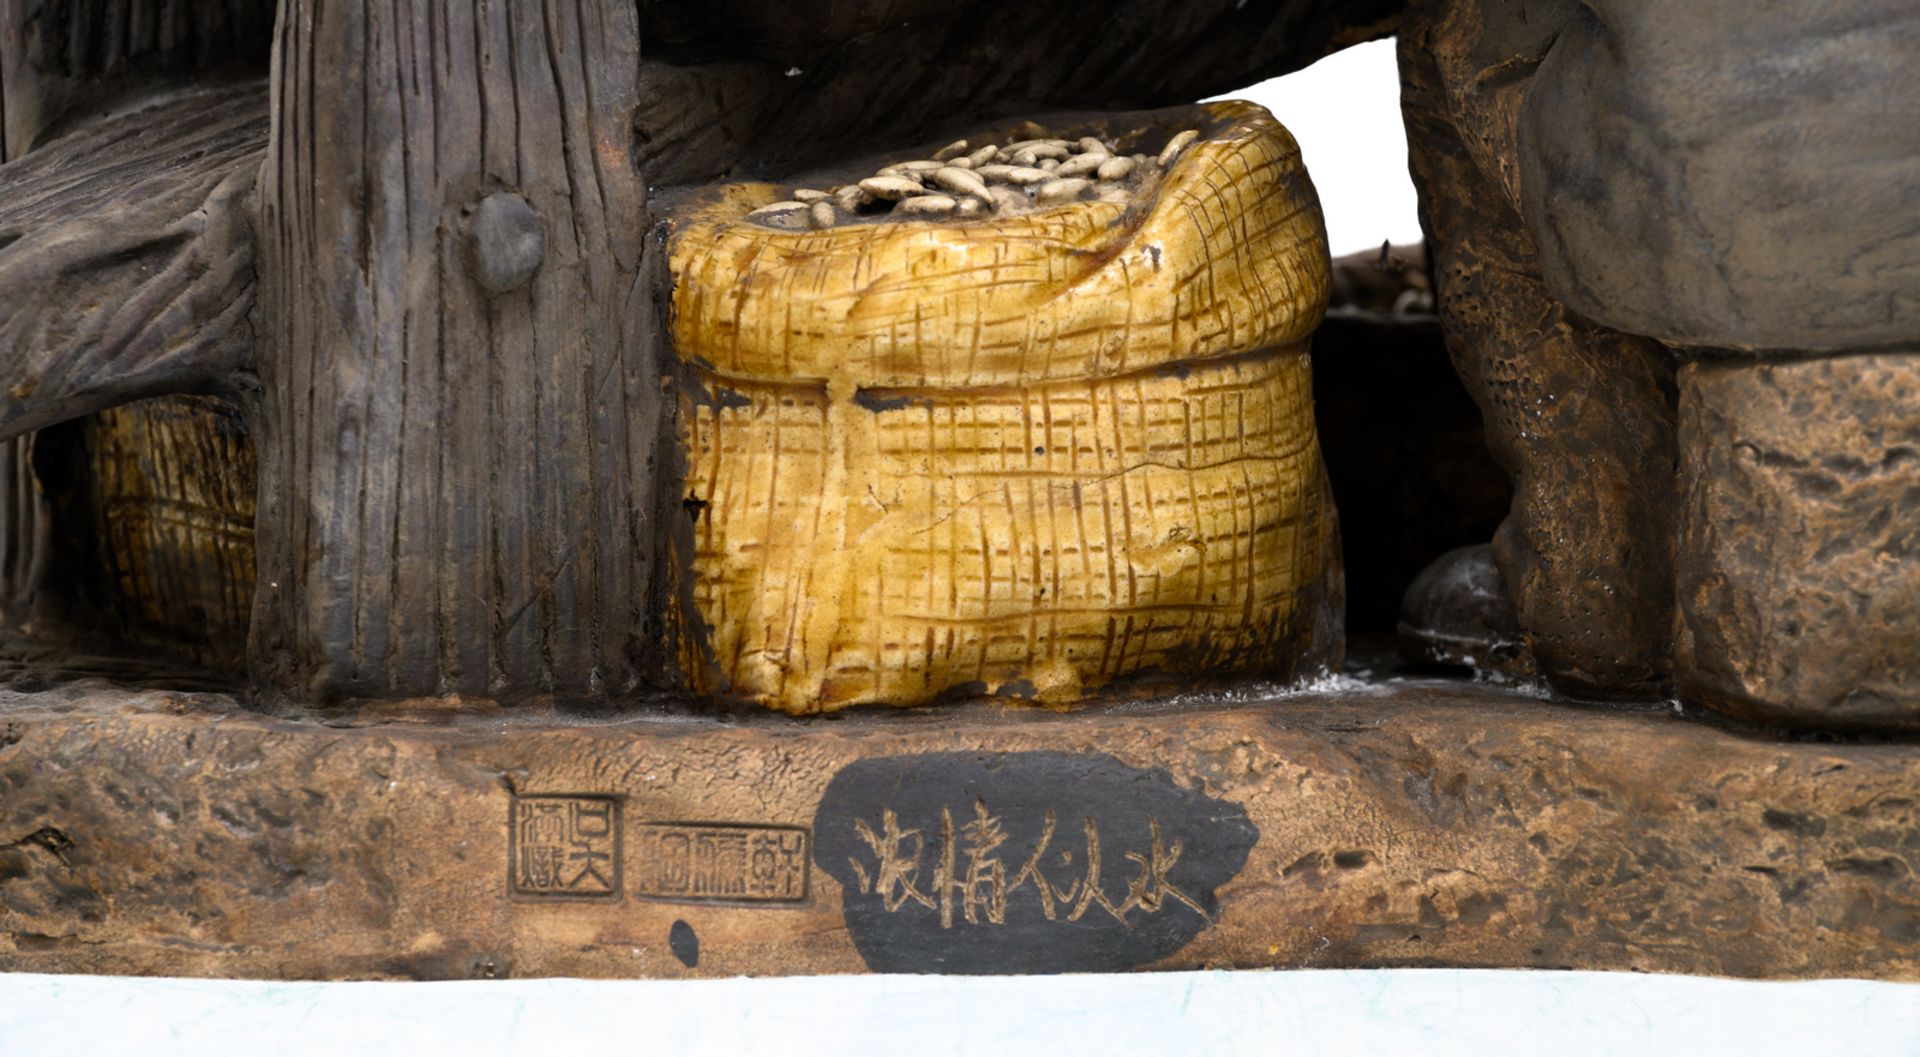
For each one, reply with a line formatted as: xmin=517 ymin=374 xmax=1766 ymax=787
xmin=670 ymin=102 xmax=1337 ymax=713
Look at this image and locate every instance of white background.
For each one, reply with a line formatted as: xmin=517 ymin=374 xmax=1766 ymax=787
xmin=4 ymin=968 xmax=1918 ymax=1056
xmin=7 ymin=39 xmax=1918 ymax=1057
xmin=1216 ymin=38 xmax=1425 ymax=256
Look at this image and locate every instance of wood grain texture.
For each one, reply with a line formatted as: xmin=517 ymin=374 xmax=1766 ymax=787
xmin=0 ymin=69 xmax=255 ymax=667
xmin=254 ymin=0 xmax=671 ymax=702
xmin=668 ymin=104 xmax=1340 ymax=713
xmin=0 ymin=2 xmax=24 ymax=637
xmin=632 ymin=0 xmax=1405 ymax=186
xmin=0 ymin=438 xmax=48 ymax=625
xmin=0 ymin=77 xmax=262 ymax=670
xmin=0 ymin=80 xmax=263 ymax=441
xmin=2 ymin=0 xmax=274 ymax=155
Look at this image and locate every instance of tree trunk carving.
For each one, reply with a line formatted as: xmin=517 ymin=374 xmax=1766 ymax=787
xmin=252 ymin=0 xmax=673 ymax=700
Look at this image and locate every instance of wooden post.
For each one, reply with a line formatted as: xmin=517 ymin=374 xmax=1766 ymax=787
xmin=0 ymin=9 xmax=41 ymax=623
xmin=254 ymin=0 xmax=674 ymax=700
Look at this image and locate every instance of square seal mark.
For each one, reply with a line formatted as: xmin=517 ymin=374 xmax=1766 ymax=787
xmin=509 ymin=794 xmax=622 ymax=900
xmin=635 ymin=823 xmax=810 ymax=904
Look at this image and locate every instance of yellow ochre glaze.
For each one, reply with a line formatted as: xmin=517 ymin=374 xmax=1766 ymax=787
xmin=668 ymin=101 xmax=1339 ymax=714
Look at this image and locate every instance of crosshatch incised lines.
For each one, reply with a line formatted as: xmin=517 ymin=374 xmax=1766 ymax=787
xmin=671 ymin=105 xmax=1329 ymax=392
xmin=669 ymin=102 xmax=1336 ymax=713
xmin=681 ymin=348 xmax=1327 ymax=712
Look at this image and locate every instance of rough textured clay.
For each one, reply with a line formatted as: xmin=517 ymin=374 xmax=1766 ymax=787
xmin=0 ymin=0 xmax=1918 ymax=983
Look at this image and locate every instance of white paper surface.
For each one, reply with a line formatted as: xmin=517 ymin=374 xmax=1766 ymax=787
xmin=4 ymin=969 xmax=1918 ymax=1057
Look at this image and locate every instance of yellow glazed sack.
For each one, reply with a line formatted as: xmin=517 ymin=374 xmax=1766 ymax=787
xmin=668 ymin=101 xmax=1340 ymax=714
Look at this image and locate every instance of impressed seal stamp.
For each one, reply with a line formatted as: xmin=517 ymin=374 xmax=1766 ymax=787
xmin=509 ymin=794 xmax=622 ymax=900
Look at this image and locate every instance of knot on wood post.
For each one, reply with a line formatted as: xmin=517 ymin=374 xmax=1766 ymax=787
xmin=466 ymin=191 xmax=545 ymax=294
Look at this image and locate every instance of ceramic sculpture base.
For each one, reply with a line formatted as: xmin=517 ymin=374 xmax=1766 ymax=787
xmin=3 ymin=675 xmax=1918 ymax=981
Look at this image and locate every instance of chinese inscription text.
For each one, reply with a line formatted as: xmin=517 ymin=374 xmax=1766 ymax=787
xmin=510 ymin=794 xmax=622 ymax=899
xmin=846 ymin=802 xmax=1207 ymax=928
xmin=636 ymin=822 xmax=811 ymax=903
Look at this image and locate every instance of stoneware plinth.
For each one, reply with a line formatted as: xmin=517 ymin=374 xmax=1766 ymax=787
xmin=4 ymin=677 xmax=1917 ymax=980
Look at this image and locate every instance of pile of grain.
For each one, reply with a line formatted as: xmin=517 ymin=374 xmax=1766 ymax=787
xmin=745 ymin=129 xmax=1200 ymax=229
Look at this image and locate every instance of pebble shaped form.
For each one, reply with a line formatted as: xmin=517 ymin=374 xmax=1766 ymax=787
xmin=1096 ymin=155 xmax=1136 ymax=181
xmin=467 ymin=191 xmax=546 ymax=294
xmin=858 ymin=176 xmax=923 ymax=199
xmin=1033 ymin=177 xmax=1091 ymax=205
xmin=930 ymin=166 xmax=990 ymax=198
xmin=745 ymin=199 xmax=808 ymax=218
xmin=1053 ymin=152 xmax=1107 ymax=178
xmin=987 ymin=185 xmax=1029 ymax=213
xmin=1005 ymin=138 xmax=1070 ymax=152
xmin=896 ymin=193 xmax=957 ymax=214
xmin=669 ymin=102 xmax=1336 ymax=714
xmin=1013 ymin=145 xmax=1068 ymax=165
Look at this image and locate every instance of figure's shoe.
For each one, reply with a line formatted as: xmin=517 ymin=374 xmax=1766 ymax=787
xmin=1397 ymin=544 xmax=1535 ymax=678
